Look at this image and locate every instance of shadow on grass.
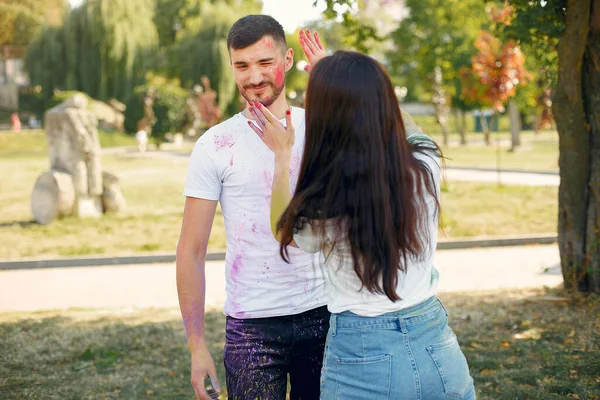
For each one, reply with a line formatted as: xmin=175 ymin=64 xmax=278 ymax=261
xmin=0 ymin=310 xmax=226 ymax=399
xmin=442 ymin=288 xmax=600 ymax=400
xmin=1 ymin=288 xmax=598 ymax=400
xmin=0 ymin=220 xmax=37 ymax=228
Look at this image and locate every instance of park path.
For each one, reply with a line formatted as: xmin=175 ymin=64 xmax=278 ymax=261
xmin=0 ymin=244 xmax=562 ymax=313
xmin=104 ymin=146 xmax=559 ymax=187
xmin=444 ymin=168 xmax=559 ymax=186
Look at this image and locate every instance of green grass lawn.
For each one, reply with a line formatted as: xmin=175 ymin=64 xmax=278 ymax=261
xmin=0 ymin=153 xmax=226 ymax=259
xmin=0 ymin=151 xmax=557 ymax=260
xmin=1 ymin=287 xmax=598 ymax=399
xmin=408 ymin=115 xmax=559 ymax=172
xmin=0 ymin=129 xmax=138 ymax=154
xmin=441 ymin=134 xmax=559 ymax=172
xmin=440 ymin=182 xmax=557 ymax=237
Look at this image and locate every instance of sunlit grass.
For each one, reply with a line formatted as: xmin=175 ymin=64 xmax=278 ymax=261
xmin=0 ymin=151 xmax=557 ymax=260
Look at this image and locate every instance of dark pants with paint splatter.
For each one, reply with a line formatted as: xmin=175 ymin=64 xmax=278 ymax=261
xmin=224 ymin=306 xmax=330 ymax=400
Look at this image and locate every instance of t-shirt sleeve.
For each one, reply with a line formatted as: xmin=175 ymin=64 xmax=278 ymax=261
xmin=293 ymin=220 xmax=328 ymax=254
xmin=400 ymin=108 xmax=422 ymax=137
xmin=183 ymin=138 xmax=221 ymax=201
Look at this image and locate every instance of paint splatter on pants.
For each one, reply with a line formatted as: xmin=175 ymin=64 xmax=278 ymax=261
xmin=224 ymin=306 xmax=330 ymax=400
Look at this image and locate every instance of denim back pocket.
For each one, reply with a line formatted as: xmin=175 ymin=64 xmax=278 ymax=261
xmin=327 ymin=354 xmax=392 ymax=400
xmin=426 ymin=334 xmax=474 ymax=399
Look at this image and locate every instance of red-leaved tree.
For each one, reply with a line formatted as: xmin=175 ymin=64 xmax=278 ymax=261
xmin=460 ymin=31 xmax=531 ymax=145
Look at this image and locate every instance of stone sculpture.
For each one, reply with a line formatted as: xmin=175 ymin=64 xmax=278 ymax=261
xmin=31 ymin=94 xmax=125 ymax=224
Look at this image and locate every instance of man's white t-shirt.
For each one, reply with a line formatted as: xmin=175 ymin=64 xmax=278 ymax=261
xmin=184 ymin=107 xmax=327 ymax=319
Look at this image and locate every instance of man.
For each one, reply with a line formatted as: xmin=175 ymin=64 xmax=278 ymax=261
xmin=176 ymin=15 xmax=328 ymax=400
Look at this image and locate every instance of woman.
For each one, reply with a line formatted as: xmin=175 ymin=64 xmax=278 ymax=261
xmin=247 ymin=50 xmax=475 ymax=399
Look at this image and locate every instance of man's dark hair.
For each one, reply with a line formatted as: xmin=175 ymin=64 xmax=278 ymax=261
xmin=227 ymin=14 xmax=287 ymax=52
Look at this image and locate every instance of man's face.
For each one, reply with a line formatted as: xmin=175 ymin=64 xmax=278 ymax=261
xmin=230 ymin=35 xmax=293 ymax=107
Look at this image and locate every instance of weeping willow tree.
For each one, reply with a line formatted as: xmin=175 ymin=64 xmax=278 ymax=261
xmin=169 ymin=0 xmax=261 ymax=116
xmin=26 ymin=0 xmax=158 ymax=104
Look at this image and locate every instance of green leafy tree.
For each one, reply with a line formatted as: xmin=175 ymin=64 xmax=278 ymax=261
xmin=315 ymin=0 xmax=380 ymax=53
xmin=25 ymin=0 xmax=158 ymax=104
xmin=489 ymin=2 xmax=555 ymax=135
xmin=0 ymin=4 xmax=41 ymax=46
xmin=390 ymin=0 xmax=489 ymax=105
xmin=305 ymin=19 xmax=350 ymax=52
xmin=0 ymin=0 xmax=66 ymax=46
xmin=167 ymin=0 xmax=261 ymax=117
xmin=153 ymin=0 xmax=195 ymax=47
xmin=496 ymin=0 xmax=562 ymax=86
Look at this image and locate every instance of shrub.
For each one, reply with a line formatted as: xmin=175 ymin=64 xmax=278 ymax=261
xmin=124 ymin=76 xmax=188 ymax=143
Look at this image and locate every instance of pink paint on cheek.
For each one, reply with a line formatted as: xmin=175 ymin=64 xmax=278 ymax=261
xmin=274 ymin=63 xmax=285 ymax=87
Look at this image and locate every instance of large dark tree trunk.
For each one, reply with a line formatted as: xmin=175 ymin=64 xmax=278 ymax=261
xmin=584 ymin=0 xmax=600 ymax=292
xmin=553 ymin=0 xmax=600 ymax=293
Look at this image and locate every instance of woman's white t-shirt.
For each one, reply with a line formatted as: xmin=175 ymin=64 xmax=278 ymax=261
xmin=293 ymin=136 xmax=441 ymax=317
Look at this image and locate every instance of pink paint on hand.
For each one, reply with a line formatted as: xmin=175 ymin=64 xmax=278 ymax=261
xmin=214 ymin=135 xmax=235 ymax=150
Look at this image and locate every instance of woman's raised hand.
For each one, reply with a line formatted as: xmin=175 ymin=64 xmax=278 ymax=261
xmin=247 ymin=102 xmax=295 ymax=155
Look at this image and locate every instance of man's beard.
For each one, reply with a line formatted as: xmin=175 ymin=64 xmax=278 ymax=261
xmin=240 ymin=80 xmax=285 ymax=107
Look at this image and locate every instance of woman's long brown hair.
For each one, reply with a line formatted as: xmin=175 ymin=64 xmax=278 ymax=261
xmin=278 ymin=51 xmax=441 ymax=302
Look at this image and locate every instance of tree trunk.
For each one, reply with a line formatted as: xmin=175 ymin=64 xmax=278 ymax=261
xmin=460 ymin=110 xmax=468 ymax=146
xmin=583 ymin=0 xmax=600 ymax=292
xmin=481 ymin=114 xmax=491 ymax=146
xmin=440 ymin=121 xmax=449 ymax=147
xmin=454 ymin=109 xmax=461 ymax=135
xmin=509 ymin=99 xmax=521 ymax=152
xmin=553 ymin=0 xmax=600 ymax=293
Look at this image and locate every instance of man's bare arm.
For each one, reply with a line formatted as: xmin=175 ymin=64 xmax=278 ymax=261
xmin=176 ymin=197 xmax=220 ymax=398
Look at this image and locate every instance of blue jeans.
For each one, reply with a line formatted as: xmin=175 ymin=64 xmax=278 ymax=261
xmin=320 ymin=297 xmax=475 ymax=400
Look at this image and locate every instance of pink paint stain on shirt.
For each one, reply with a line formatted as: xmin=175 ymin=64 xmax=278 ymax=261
xmin=214 ymin=134 xmax=235 ymax=151
xmin=263 ymin=170 xmax=274 ymax=202
xmin=231 ymin=253 xmax=244 ymax=277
